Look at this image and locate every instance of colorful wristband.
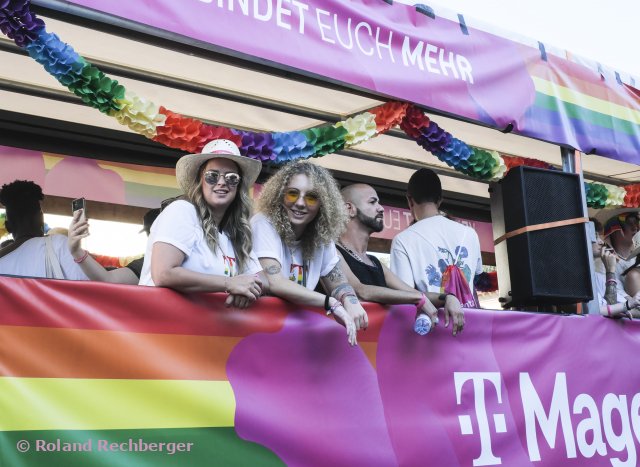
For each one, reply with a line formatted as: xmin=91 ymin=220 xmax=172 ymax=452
xmin=73 ymin=250 xmax=89 ymax=264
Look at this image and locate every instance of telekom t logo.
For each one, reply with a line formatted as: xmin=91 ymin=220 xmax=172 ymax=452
xmin=454 ymin=372 xmax=507 ymax=466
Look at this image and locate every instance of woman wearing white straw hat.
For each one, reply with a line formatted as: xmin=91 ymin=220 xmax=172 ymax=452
xmin=139 ymin=139 xmax=264 ymax=308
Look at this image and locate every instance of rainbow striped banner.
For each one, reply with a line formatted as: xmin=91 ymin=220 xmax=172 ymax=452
xmin=2 ymin=276 xmax=640 ymax=466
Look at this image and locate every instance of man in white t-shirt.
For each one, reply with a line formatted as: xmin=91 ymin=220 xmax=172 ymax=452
xmin=391 ymin=169 xmax=482 ymax=310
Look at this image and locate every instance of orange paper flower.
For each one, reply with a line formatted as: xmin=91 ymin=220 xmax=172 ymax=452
xmin=371 ymin=101 xmax=409 ymax=133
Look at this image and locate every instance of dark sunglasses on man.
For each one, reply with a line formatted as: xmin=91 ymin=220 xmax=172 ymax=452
xmin=203 ymin=170 xmax=242 ymax=187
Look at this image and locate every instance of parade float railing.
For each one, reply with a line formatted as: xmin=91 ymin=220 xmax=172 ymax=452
xmin=1 ymin=275 xmax=639 ymax=466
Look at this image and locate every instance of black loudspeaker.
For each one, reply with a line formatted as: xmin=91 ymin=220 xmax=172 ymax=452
xmin=490 ymin=166 xmax=593 ymax=307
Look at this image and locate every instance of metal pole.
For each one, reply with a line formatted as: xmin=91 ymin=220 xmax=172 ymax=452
xmin=561 ymin=147 xmax=599 ymax=314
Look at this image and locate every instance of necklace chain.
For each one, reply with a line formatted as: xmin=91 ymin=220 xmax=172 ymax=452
xmin=338 ymin=241 xmax=366 ymax=263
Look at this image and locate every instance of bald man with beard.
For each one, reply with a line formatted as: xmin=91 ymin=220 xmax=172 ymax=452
xmin=338 ymin=184 xmax=464 ymax=336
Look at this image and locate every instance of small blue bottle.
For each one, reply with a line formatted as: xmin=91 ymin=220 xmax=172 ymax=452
xmin=414 ymin=314 xmax=432 ymax=335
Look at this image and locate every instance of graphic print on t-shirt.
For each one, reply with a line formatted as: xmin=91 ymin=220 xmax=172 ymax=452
xmin=223 ymin=255 xmax=237 ymax=277
xmin=289 ymin=263 xmax=307 ymax=287
xmin=426 ymin=245 xmax=472 ymax=287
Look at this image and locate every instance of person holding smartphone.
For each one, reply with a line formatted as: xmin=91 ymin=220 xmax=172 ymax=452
xmin=66 ymin=203 xmax=157 ymax=285
xmin=138 ymin=139 xmax=264 ymax=309
xmin=250 ymin=160 xmax=362 ymax=346
xmin=0 ymin=180 xmax=87 ymax=280
xmin=590 ymin=218 xmax=640 ymax=318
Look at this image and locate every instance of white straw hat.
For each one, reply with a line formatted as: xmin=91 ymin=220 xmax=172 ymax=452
xmin=175 ymin=139 xmax=262 ymax=193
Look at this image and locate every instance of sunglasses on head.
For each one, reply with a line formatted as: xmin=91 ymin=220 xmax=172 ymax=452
xmin=284 ymin=188 xmax=320 ymax=207
xmin=203 ymin=170 xmax=241 ymax=187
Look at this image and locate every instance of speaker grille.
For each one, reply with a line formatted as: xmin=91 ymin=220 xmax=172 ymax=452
xmin=500 ymin=166 xmax=592 ymax=306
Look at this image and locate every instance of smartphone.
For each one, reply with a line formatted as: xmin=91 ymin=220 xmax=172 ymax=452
xmin=71 ymin=198 xmax=86 ymax=218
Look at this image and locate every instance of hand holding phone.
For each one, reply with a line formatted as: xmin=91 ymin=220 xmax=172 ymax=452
xmin=69 ymin=198 xmax=89 ymax=257
xmin=71 ymin=198 xmax=86 ymax=220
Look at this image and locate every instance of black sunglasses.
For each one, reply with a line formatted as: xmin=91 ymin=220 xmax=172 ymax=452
xmin=203 ymin=170 xmax=242 ymax=187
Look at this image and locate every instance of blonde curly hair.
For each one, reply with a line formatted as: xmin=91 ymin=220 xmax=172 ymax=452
xmin=186 ymin=161 xmax=254 ymax=272
xmin=257 ymin=160 xmax=347 ymax=261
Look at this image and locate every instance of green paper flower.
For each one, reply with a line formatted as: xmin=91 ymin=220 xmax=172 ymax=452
xmin=66 ymin=62 xmax=125 ymax=114
xmin=460 ymin=148 xmax=498 ymax=180
xmin=302 ymin=125 xmax=347 ymax=157
xmin=585 ymin=183 xmax=608 ymax=209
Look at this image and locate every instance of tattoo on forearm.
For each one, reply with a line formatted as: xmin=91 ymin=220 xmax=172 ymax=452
xmin=265 ymin=264 xmax=282 ymax=275
xmin=604 ymin=283 xmax=617 ymax=305
xmin=346 ymin=295 xmax=359 ymax=304
xmin=331 ymin=283 xmax=355 ymax=299
xmin=325 ymin=264 xmax=346 ymax=283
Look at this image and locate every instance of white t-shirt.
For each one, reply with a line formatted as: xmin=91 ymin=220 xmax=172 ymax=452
xmin=615 ymin=256 xmax=634 ymax=301
xmin=251 ymin=212 xmax=339 ymax=290
xmin=0 ymin=234 xmax=88 ymax=280
xmin=139 ymin=200 xmax=261 ymax=286
xmin=391 ymin=215 xmax=483 ymax=294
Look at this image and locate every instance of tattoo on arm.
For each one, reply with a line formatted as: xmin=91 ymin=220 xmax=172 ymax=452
xmin=325 ymin=264 xmax=345 ymax=283
xmin=265 ymin=264 xmax=282 ymax=275
xmin=604 ymin=272 xmax=617 ymax=305
xmin=330 ymin=283 xmax=356 ymax=299
xmin=346 ymin=295 xmax=359 ymax=304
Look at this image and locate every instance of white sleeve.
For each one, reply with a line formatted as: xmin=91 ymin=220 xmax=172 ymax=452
xmin=152 ymin=201 xmax=199 ymax=257
xmin=241 ymin=250 xmax=263 ymax=275
xmin=390 ymin=236 xmax=415 ymax=288
xmin=52 ymin=235 xmax=89 ymax=281
xmin=250 ymin=214 xmax=285 ymax=264
xmin=319 ymin=242 xmax=340 ymax=277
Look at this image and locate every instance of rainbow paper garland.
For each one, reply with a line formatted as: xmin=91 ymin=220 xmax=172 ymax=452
xmin=1 ymin=0 xmax=639 ymax=209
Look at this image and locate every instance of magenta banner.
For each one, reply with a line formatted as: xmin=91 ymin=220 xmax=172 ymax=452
xmin=49 ymin=0 xmax=640 ymax=164
xmin=1 ymin=276 xmax=639 ymax=466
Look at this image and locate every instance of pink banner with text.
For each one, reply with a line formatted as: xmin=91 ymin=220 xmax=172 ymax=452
xmin=1 ymin=276 xmax=639 ymax=466
xmin=54 ymin=0 xmax=640 ymax=164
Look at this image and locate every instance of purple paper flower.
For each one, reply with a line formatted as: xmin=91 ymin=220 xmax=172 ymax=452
xmin=0 ymin=0 xmax=44 ymax=47
xmin=233 ymin=130 xmax=275 ymax=162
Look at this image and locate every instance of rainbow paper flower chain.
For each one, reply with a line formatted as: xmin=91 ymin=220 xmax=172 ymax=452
xmin=1 ymin=0 xmax=638 ymax=209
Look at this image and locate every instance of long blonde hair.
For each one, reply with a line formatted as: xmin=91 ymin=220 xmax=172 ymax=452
xmin=186 ymin=160 xmax=254 ymax=272
xmin=257 ymin=160 xmax=347 ymax=260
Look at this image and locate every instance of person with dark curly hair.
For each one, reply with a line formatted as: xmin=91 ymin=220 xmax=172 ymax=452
xmin=0 ymin=180 xmax=87 ymax=280
xmin=251 ymin=160 xmax=365 ymax=346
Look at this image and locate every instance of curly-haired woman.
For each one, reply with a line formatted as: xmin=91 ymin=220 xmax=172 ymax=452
xmin=139 ymin=139 xmax=264 ymax=309
xmin=251 ymin=160 xmax=366 ymax=345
